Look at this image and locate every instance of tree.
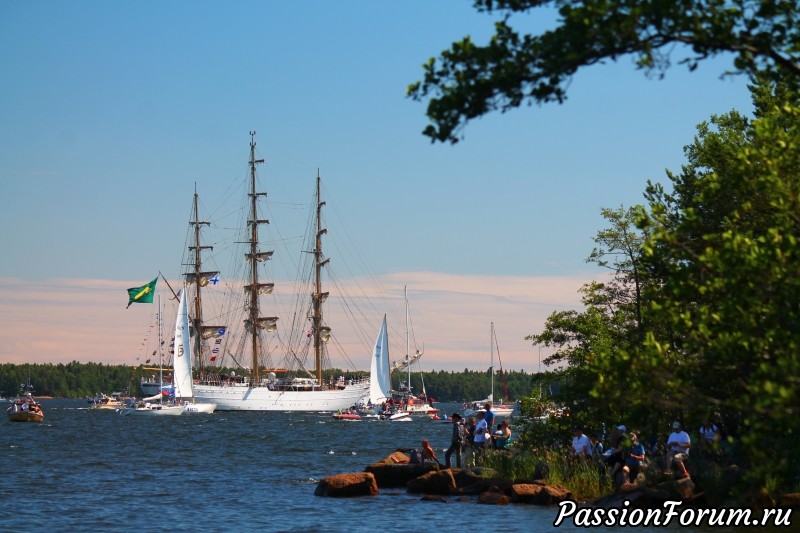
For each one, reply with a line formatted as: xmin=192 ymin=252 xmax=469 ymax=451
xmin=408 ymin=0 xmax=800 ymax=143
xmin=639 ymin=78 xmax=800 ymax=492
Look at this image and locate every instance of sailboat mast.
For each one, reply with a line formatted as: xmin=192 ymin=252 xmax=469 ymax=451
xmin=190 ymin=187 xmax=209 ymax=372
xmin=247 ymin=131 xmax=266 ymax=385
xmin=312 ymin=172 xmax=329 ymax=385
xmin=158 ymin=294 xmax=163 ymax=405
xmin=405 ymin=286 xmax=410 ymax=394
xmin=490 ymin=322 xmax=494 ymax=402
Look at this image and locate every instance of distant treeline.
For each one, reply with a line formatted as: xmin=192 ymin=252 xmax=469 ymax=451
xmin=0 ymin=362 xmax=540 ymax=401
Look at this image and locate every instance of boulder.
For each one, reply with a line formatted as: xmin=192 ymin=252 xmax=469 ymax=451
xmin=314 ymin=472 xmax=379 ymax=498
xmin=508 ymin=481 xmax=572 ymax=505
xmin=510 ymin=483 xmax=543 ymax=504
xmin=364 ymin=462 xmax=439 ymax=488
xmin=376 ymin=451 xmax=411 ymax=464
xmin=452 ymin=469 xmax=485 ymax=490
xmin=478 ymin=490 xmax=510 ymax=505
xmin=407 ymin=469 xmax=457 ymax=495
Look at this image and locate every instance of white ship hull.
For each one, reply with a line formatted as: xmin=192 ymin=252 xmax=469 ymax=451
xmin=193 ymin=382 xmax=369 ymax=411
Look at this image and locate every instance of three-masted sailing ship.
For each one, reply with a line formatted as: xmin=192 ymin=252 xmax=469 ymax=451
xmin=189 ymin=132 xmax=369 ymax=411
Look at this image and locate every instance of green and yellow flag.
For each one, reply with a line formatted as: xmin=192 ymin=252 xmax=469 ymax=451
xmin=126 ymin=277 xmax=158 ymax=308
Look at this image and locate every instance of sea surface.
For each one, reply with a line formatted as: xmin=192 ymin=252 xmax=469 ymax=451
xmin=1 ymin=400 xmax=737 ymax=532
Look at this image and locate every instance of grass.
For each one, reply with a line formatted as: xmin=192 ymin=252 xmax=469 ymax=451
xmin=478 ymin=448 xmax=613 ymax=500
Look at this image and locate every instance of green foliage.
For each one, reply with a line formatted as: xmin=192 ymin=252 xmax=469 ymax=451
xmin=520 ymin=78 xmax=800 ymax=497
xmin=480 ymin=448 xmax=612 ymax=500
xmin=0 ymin=362 xmax=143 ymax=398
xmin=409 ymin=0 xmax=800 ymax=143
xmin=638 ymin=77 xmax=800 ymax=493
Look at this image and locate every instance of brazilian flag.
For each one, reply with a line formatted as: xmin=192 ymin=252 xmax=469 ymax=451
xmin=126 ymin=277 xmax=158 ymax=308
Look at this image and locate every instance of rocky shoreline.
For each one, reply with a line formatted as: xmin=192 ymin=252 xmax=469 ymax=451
xmin=315 ymin=450 xmax=574 ymax=505
xmin=315 ymin=449 xmax=800 ymax=512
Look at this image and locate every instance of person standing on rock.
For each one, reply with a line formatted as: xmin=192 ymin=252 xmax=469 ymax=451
xmin=445 ymin=412 xmax=465 ymax=468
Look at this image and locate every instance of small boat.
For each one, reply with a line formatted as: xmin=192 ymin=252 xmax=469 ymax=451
xmin=377 ymin=408 xmax=411 ymax=421
xmin=89 ymin=393 xmax=125 ymax=410
xmin=332 ymin=410 xmax=361 ymax=421
xmin=7 ymin=394 xmax=44 ymax=422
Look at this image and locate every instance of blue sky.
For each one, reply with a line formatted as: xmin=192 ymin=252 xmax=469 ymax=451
xmin=0 ymin=2 xmax=754 ymax=372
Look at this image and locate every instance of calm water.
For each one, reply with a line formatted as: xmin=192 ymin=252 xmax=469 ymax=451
xmin=1 ymin=400 xmax=723 ymax=532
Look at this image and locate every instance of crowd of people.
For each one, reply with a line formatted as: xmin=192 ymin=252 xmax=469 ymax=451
xmin=570 ymin=417 xmax=724 ymax=488
xmin=413 ymin=400 xmax=725 ymax=494
xmin=413 ymin=402 xmax=514 ymax=469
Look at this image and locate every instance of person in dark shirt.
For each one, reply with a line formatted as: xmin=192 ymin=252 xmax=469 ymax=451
xmin=445 ymin=412 xmax=465 ymax=468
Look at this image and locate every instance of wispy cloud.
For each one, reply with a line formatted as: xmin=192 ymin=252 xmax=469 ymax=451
xmin=0 ymin=272 xmax=595 ymax=372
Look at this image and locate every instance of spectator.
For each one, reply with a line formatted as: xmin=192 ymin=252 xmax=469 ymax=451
xmin=666 ymin=421 xmax=691 ymax=478
xmin=445 ymin=413 xmax=465 ymax=468
xmin=571 ymin=425 xmax=593 ymax=459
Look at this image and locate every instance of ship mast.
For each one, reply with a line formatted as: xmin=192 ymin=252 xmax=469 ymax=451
xmin=190 ymin=187 xmax=210 ymax=372
xmin=186 ymin=185 xmax=222 ymax=373
xmin=312 ymin=172 xmax=330 ymax=386
xmin=244 ymin=131 xmax=275 ymax=387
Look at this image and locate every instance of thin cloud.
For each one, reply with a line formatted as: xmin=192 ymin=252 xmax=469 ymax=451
xmin=0 ymin=272 xmax=595 ymax=371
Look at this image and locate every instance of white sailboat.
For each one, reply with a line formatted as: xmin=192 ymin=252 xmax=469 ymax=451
xmin=368 ymin=315 xmax=391 ymax=406
xmin=191 ymin=133 xmax=369 ymax=411
xmin=464 ymin=322 xmax=514 ymax=417
xmin=363 ymin=315 xmax=410 ymax=421
xmin=121 ymin=295 xmax=184 ymax=416
xmin=173 ymin=288 xmax=216 ymax=414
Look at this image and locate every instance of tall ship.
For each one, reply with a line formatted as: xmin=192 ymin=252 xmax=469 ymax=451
xmin=190 ymin=132 xmax=369 ymax=411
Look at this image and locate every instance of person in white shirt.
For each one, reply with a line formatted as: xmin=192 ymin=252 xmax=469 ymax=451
xmin=473 ymin=411 xmax=489 ymax=447
xmin=666 ymin=421 xmax=691 ymax=478
xmin=699 ymin=420 xmax=719 ymax=450
xmin=571 ymin=425 xmax=593 ymax=460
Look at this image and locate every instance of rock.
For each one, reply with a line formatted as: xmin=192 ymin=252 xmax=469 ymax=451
xmin=478 ymin=490 xmax=510 ymax=505
xmin=532 ymin=483 xmax=573 ymax=505
xmin=364 ymin=462 xmax=439 ymax=488
xmin=510 ymin=483 xmax=544 ymax=504
xmin=407 ymin=469 xmax=457 ymax=495
xmin=314 ymin=472 xmax=379 ymax=497
xmin=503 ymin=481 xmax=573 ymax=505
xmin=376 ymin=451 xmax=411 ymax=464
xmin=452 ymin=469 xmax=485 ymax=490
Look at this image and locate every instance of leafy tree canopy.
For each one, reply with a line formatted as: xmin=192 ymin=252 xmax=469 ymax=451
xmin=409 ymin=0 xmax=800 ymax=143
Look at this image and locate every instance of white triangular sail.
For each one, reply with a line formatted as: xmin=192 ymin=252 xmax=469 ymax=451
xmin=369 ymin=315 xmax=391 ymax=404
xmin=172 ymin=289 xmax=193 ymax=400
